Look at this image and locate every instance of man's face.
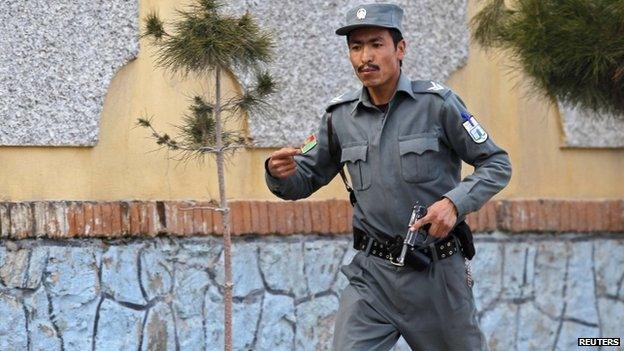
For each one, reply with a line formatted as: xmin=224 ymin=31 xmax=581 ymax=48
xmin=347 ymin=27 xmax=405 ymax=90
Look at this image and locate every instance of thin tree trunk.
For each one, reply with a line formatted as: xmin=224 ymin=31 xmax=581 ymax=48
xmin=214 ymin=66 xmax=233 ymax=351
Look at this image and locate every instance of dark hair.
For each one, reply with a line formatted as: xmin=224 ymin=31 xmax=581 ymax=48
xmin=390 ymin=29 xmax=403 ymax=67
xmin=388 ymin=28 xmax=403 ymax=48
xmin=346 ymin=28 xmax=404 ymax=66
xmin=346 ymin=28 xmax=404 ymax=48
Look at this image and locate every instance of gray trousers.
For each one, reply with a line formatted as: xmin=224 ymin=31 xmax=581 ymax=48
xmin=332 ymin=250 xmax=488 ymax=351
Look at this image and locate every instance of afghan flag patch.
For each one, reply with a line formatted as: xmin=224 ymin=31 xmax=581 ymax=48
xmin=301 ymin=134 xmax=317 ymax=154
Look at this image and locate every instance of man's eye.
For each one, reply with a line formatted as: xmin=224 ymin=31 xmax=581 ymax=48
xmin=373 ymin=43 xmax=382 ymax=48
xmin=350 ymin=45 xmax=361 ymax=51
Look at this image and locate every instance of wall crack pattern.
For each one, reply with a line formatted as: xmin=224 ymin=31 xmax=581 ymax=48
xmin=0 ymin=234 xmax=623 ymax=350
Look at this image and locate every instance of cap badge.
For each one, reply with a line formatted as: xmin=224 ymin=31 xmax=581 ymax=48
xmin=356 ymin=8 xmax=367 ymax=20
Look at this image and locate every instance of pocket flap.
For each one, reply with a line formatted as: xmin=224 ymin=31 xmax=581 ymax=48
xmin=399 ymin=137 xmax=439 ymax=156
xmin=341 ymin=144 xmax=368 ymax=163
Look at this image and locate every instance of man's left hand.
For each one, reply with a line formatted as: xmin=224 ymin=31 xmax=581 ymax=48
xmin=409 ymin=198 xmax=458 ymax=238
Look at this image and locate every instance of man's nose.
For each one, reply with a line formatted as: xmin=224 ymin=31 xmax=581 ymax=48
xmin=361 ymin=45 xmax=373 ymax=63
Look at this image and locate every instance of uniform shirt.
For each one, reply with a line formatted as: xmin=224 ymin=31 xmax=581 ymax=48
xmin=265 ymin=72 xmax=512 ymax=243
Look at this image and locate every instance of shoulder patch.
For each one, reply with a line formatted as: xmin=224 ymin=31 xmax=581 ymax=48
xmin=411 ymin=80 xmax=453 ymax=100
xmin=460 ymin=111 xmax=489 ymax=144
xmin=326 ymin=90 xmax=359 ymax=112
xmin=300 ymin=134 xmax=317 ymax=153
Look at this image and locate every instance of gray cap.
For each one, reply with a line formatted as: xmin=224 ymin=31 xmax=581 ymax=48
xmin=335 ymin=3 xmax=404 ymax=36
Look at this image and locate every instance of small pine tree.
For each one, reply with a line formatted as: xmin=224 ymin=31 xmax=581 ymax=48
xmin=471 ymin=0 xmax=624 ymax=116
xmin=138 ymin=1 xmax=276 ymax=350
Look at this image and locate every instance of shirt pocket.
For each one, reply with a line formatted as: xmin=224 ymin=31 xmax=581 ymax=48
xmin=399 ymin=133 xmax=440 ymax=183
xmin=340 ymin=142 xmax=371 ymax=191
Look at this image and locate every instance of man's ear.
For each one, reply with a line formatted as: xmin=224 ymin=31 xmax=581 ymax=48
xmin=397 ymin=39 xmax=406 ymax=61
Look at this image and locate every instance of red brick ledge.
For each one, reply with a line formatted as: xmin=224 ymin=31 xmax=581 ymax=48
xmin=0 ymin=200 xmax=621 ymax=239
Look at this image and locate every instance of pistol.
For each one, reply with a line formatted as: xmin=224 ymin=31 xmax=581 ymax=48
xmin=393 ymin=203 xmax=428 ymax=267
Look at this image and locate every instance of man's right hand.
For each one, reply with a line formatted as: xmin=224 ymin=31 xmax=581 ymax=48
xmin=268 ymin=148 xmax=301 ymax=179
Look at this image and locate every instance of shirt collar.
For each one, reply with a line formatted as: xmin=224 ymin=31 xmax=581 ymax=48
xmin=396 ymin=71 xmax=416 ymax=100
xmin=352 ymin=71 xmax=416 ymax=113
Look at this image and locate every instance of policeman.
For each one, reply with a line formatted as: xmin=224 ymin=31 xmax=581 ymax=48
xmin=265 ymin=3 xmax=511 ymax=350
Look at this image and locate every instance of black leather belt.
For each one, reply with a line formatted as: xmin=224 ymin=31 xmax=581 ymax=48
xmin=353 ymin=226 xmax=460 ymax=264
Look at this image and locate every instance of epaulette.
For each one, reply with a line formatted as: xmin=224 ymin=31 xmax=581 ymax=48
xmin=325 ymin=89 xmax=359 ymax=112
xmin=411 ymin=80 xmax=453 ymax=100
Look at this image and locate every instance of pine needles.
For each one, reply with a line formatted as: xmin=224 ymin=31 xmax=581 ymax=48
xmin=137 ymin=3 xmax=277 ymax=349
xmin=138 ymin=0 xmax=276 ymax=159
xmin=472 ymin=0 xmax=624 ymax=115
xmin=143 ymin=1 xmax=273 ymax=75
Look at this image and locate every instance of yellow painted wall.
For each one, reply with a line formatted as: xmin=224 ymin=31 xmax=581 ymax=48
xmin=0 ymin=0 xmax=622 ymax=202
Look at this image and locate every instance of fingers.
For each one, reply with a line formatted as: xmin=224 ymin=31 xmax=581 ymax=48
xmin=271 ymin=147 xmax=301 ymax=159
xmin=274 ymin=163 xmax=296 ymax=175
xmin=270 ymin=161 xmax=297 ymax=178
xmin=269 ymin=148 xmax=300 ymax=166
xmin=271 ymin=157 xmax=296 ymax=168
xmin=428 ymin=222 xmax=449 ymax=238
xmin=409 ymin=200 xmax=457 ymax=238
xmin=429 ymin=198 xmax=458 ymax=238
xmin=426 ymin=214 xmax=453 ymax=238
xmin=409 ymin=214 xmax=430 ymax=232
xmin=423 ymin=210 xmax=453 ymax=238
xmin=268 ymin=147 xmax=300 ymax=179
xmin=280 ymin=166 xmax=297 ymax=178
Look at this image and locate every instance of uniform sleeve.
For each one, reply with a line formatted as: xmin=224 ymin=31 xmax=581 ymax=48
xmin=440 ymin=93 xmax=512 ymax=219
xmin=265 ymin=112 xmax=342 ymax=200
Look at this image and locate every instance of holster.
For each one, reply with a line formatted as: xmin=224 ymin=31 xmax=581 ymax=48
xmin=453 ymin=221 xmax=476 ymax=260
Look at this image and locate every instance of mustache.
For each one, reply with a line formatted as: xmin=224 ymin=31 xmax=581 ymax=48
xmin=358 ymin=64 xmax=380 ymax=72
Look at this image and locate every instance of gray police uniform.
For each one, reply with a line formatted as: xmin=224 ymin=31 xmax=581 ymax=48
xmin=266 ymin=73 xmax=511 ymax=350
xmin=265 ymin=3 xmax=512 ymax=350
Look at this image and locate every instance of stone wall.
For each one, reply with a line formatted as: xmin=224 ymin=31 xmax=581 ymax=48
xmin=0 ymin=0 xmax=139 ymax=146
xmin=0 ymin=233 xmax=623 ymax=350
xmin=222 ymin=0 xmax=469 ymax=147
xmin=558 ymin=102 xmax=624 ymax=148
xmin=0 ymin=0 xmax=467 ymax=148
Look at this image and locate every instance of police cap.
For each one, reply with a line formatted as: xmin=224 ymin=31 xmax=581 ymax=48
xmin=335 ymin=3 xmax=404 ymax=36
